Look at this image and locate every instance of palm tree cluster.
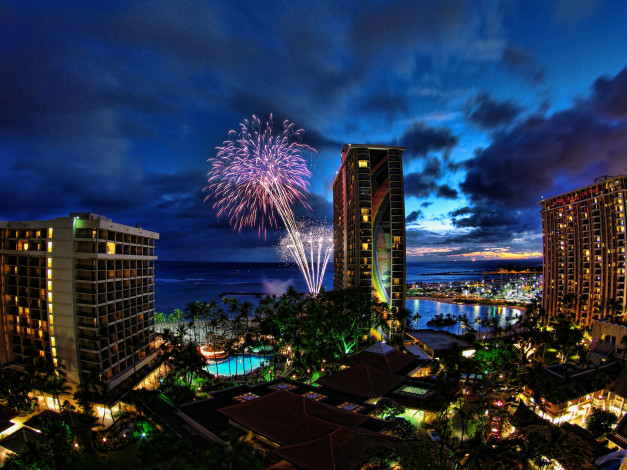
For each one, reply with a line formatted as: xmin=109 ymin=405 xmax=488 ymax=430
xmin=154 ymin=287 xmax=416 ymax=389
xmin=0 ymin=345 xmax=73 ymax=413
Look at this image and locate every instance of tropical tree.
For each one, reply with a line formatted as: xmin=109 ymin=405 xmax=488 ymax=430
xmin=204 ymin=427 xmax=264 ymax=470
xmin=46 ymin=369 xmax=72 ymax=412
xmin=586 ymin=407 xmax=618 ymax=439
xmin=367 ymin=440 xmax=440 ymax=469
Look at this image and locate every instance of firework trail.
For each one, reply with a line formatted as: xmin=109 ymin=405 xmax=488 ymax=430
xmin=278 ymin=224 xmax=333 ymax=295
xmin=205 ymin=114 xmax=329 ymax=294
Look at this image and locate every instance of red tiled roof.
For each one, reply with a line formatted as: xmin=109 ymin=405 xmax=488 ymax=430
xmin=273 ymin=426 xmax=393 ymax=470
xmin=218 ymin=390 xmax=368 ymax=446
xmin=316 ymin=363 xmax=405 ymax=397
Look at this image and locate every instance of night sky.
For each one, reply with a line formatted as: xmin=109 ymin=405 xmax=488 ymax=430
xmin=2 ymin=1 xmax=627 ymax=262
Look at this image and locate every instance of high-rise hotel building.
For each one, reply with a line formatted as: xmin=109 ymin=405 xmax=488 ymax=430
xmin=541 ymin=176 xmax=626 ymax=324
xmin=0 ymin=213 xmax=159 ymax=392
xmin=332 ymin=144 xmax=407 ymax=312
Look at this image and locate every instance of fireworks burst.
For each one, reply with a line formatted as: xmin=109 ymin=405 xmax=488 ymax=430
xmin=204 ymin=114 xmax=313 ymax=237
xmin=205 ymin=114 xmax=329 ymax=294
xmin=278 ymin=224 xmax=333 ymax=295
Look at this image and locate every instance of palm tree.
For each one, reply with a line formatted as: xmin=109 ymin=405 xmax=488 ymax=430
xmin=204 ymin=427 xmax=264 ymax=470
xmin=46 ymin=369 xmax=71 ymax=412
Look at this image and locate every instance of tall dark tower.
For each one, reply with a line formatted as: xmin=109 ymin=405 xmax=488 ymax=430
xmin=332 ymin=144 xmax=406 ymax=312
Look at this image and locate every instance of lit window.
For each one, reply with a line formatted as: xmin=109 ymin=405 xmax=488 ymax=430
xmin=47 ymin=258 xmax=52 ymax=268
xmin=362 ymin=243 xmax=369 ymax=250
xmin=48 ymin=303 xmax=53 ymax=314
xmin=106 ymin=242 xmax=115 ymax=254
xmin=47 ymin=242 xmax=52 ymax=252
xmin=51 ymin=337 xmax=56 ymax=347
xmin=47 ymin=281 xmax=52 ymax=290
xmin=48 ymin=292 xmax=53 ymax=302
xmin=51 ymin=347 xmax=56 ymax=357
xmin=48 ymin=228 xmax=53 ymax=238
xmin=358 ymin=160 xmax=368 ymax=168
xmin=47 ymin=269 xmax=52 ymax=279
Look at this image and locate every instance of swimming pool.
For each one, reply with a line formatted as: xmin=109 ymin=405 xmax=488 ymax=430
xmin=204 ymin=354 xmax=271 ymax=377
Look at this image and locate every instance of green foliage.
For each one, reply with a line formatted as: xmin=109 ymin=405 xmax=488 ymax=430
xmin=375 ymin=397 xmax=406 ymax=420
xmin=366 ymin=440 xmax=440 ymax=469
xmin=204 ymin=427 xmax=264 ymax=470
xmin=161 ymin=384 xmax=196 ymax=405
xmin=586 ymin=407 xmax=618 ymax=439
xmin=430 ymin=414 xmax=454 ymax=443
xmin=518 ymin=424 xmax=596 ymax=470
xmin=473 ymin=343 xmax=515 ymax=380
xmin=384 ymin=417 xmax=418 ymax=440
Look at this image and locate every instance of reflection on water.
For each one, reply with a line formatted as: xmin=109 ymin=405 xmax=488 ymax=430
xmin=405 ymin=299 xmax=522 ymax=334
xmin=204 ymin=354 xmax=271 ymax=377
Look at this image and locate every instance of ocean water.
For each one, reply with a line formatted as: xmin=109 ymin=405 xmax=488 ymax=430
xmin=154 ymin=259 xmax=541 ymax=316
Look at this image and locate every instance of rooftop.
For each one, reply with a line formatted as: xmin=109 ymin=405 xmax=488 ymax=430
xmin=315 ymin=363 xmax=405 ymax=398
xmin=406 ymin=330 xmax=474 ymax=353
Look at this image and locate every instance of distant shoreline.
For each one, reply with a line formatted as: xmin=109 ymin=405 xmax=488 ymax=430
xmin=407 ymin=295 xmax=527 ymax=313
xmin=412 ymin=269 xmax=542 ymax=277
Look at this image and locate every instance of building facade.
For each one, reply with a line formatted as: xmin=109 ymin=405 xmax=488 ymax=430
xmin=0 ymin=213 xmax=159 ymax=392
xmin=332 ymin=144 xmax=406 ymax=312
xmin=541 ymin=175 xmax=626 ymax=324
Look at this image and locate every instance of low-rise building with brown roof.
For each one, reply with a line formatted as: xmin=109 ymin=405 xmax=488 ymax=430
xmin=315 ymin=363 xmax=405 ymax=398
xmin=341 ymin=341 xmax=421 ymax=375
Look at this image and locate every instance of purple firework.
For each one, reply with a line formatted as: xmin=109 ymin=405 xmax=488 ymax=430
xmin=204 ymin=114 xmax=314 ymax=237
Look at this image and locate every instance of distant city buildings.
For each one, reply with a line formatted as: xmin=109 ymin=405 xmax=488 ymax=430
xmin=332 ymin=144 xmax=407 ymax=312
xmin=0 ymin=213 xmax=159 ymax=393
xmin=541 ymin=175 xmax=626 ymax=324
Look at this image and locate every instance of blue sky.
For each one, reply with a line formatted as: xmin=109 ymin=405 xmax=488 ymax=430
xmin=2 ymin=0 xmax=627 ymax=261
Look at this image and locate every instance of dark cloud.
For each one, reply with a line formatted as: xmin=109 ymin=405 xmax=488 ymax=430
xmin=465 ymin=92 xmax=523 ymax=129
xmin=351 ymin=0 xmax=470 ymax=65
xmin=501 ymin=44 xmax=546 ymax=84
xmin=293 ymin=192 xmax=333 ymax=223
xmin=406 ymin=210 xmax=423 ymax=223
xmin=450 ymin=206 xmax=473 ymax=217
xmin=403 ymin=157 xmax=443 ymax=198
xmin=404 ymin=172 xmax=438 ymax=198
xmin=436 ymin=184 xmax=458 ymax=199
xmin=399 ymin=123 xmax=458 ymax=161
xmin=591 ymin=70 xmax=627 ymax=117
xmin=361 ymin=87 xmax=408 ymax=121
xmin=457 ymin=65 xmax=627 ymax=245
xmin=420 ymin=202 xmax=433 ymax=208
